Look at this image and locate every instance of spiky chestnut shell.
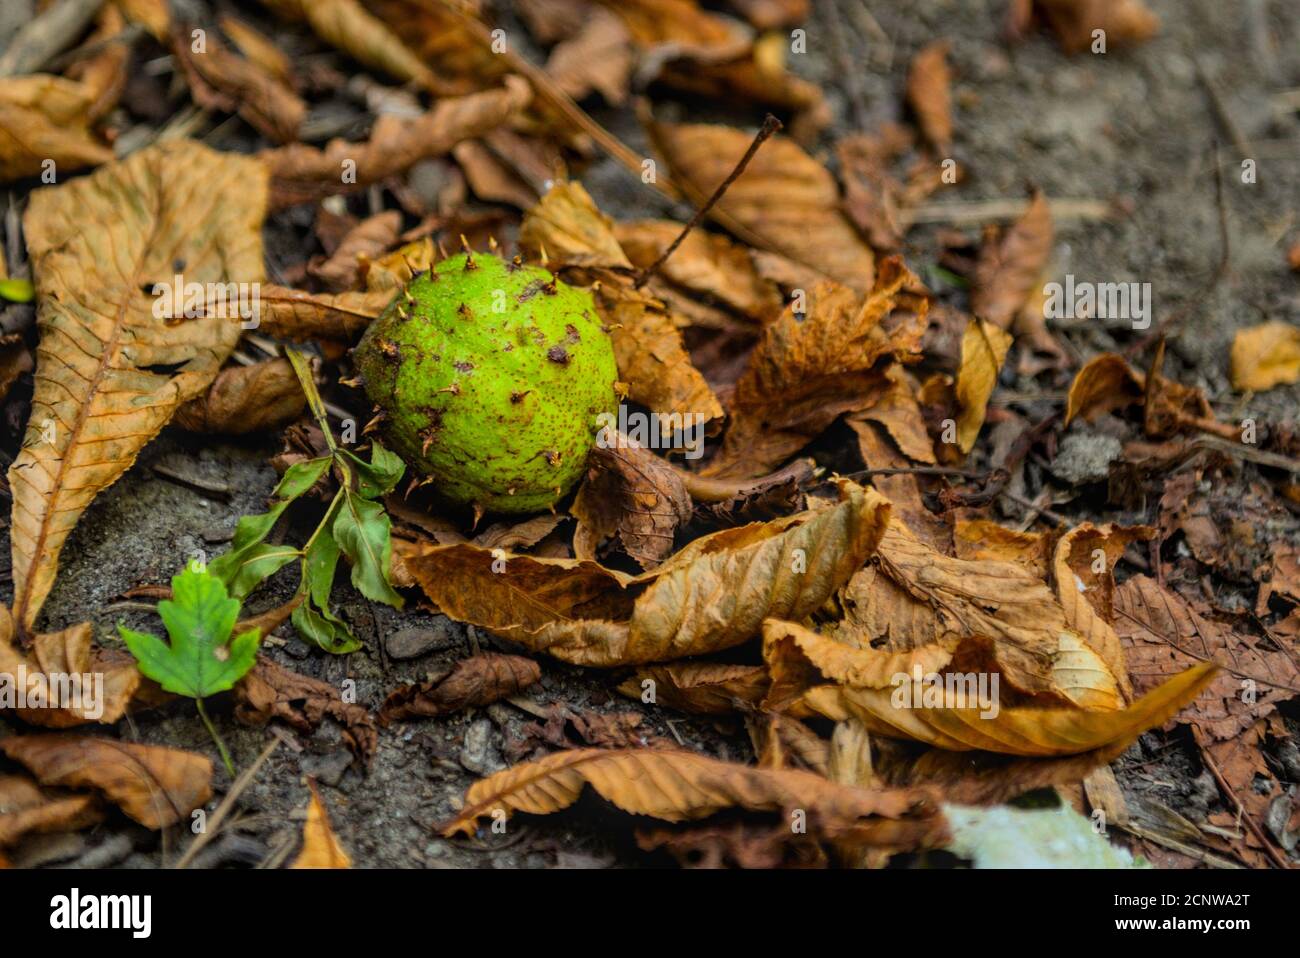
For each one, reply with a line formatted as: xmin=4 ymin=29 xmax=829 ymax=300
xmin=353 ymin=252 xmax=618 ymax=514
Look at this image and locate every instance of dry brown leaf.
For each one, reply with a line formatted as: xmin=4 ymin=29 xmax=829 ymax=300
xmin=571 ymin=434 xmax=693 ymax=570
xmin=848 ymin=418 xmax=950 ymax=551
xmin=174 ymin=359 xmax=306 ymax=435
xmin=906 ymin=40 xmax=953 ymax=154
xmin=0 ymin=339 xmax=33 ymax=405
xmin=615 ymin=662 xmax=769 ymax=714
xmin=172 ymin=24 xmax=305 ymax=144
xmin=407 ymin=482 xmax=891 ymax=666
xmin=1064 ymin=352 xmax=1144 ymax=425
xmin=519 ymin=180 xmax=631 ymax=270
xmin=452 ymin=140 xmax=539 ymax=210
xmin=750 ymin=711 xmax=830 ymax=775
xmin=725 ymin=0 xmax=808 ymax=28
xmin=545 ymin=5 xmax=633 ymax=105
xmin=234 ymin=657 xmax=378 ymax=762
xmin=1032 ymin=0 xmax=1159 ymax=54
xmin=0 ymin=81 xmax=113 ymax=183
xmin=802 ymin=661 xmax=1216 ymax=756
xmin=67 ymin=5 xmax=130 ymax=123
xmin=1114 ymin=575 xmax=1300 ymax=742
xmin=291 ymin=782 xmax=351 ymax=868
xmin=441 ymin=746 xmax=946 ymax=849
xmin=260 ymin=79 xmax=530 ymax=208
xmin=307 ymin=211 xmax=401 ymax=291
xmin=0 ymin=734 xmax=212 ymax=828
xmin=954 ymin=317 xmax=1013 ymax=453
xmin=1230 ymin=321 xmax=1300 ymax=392
xmin=0 ymin=773 xmax=102 ymax=848
xmin=0 ymin=605 xmax=139 ymax=727
xmin=707 ymin=259 xmax=927 ymax=478
xmin=10 ymin=141 xmax=266 ymax=630
xmin=379 ymin=653 xmax=541 ymax=723
xmin=970 ymin=190 xmax=1053 ymax=330
xmin=219 ymin=15 xmax=294 ymax=84
xmin=652 ymin=121 xmax=875 ymax=291
xmin=598 ymin=0 xmax=751 ymax=57
xmin=255 ymin=286 xmax=392 ymax=342
xmin=953 ymin=518 xmax=1052 ymax=574
xmin=850 ymin=365 xmax=936 ymax=465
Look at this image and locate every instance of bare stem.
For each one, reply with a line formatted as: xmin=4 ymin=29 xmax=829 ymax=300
xmin=195 ymin=697 xmax=236 ymax=778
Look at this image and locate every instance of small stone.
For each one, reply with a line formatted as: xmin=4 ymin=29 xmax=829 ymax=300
xmin=1049 ymin=432 xmax=1123 ymax=485
xmin=300 ymin=748 xmax=354 ymax=787
xmin=459 ymin=717 xmax=504 ymax=775
xmin=385 ymin=618 xmax=459 ymax=660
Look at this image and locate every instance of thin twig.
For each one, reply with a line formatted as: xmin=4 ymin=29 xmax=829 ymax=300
xmin=634 ymin=115 xmax=782 ymax=289
xmin=1199 ymin=744 xmax=1292 ymax=869
xmin=176 ymin=738 xmax=279 ymax=869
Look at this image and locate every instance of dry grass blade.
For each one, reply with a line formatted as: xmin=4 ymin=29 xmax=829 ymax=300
xmin=10 ymin=140 xmax=266 ymax=630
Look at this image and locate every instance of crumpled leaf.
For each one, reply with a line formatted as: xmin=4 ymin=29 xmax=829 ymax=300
xmin=175 ymin=359 xmax=306 ymax=435
xmin=0 ymin=734 xmax=212 ymax=828
xmin=407 ymin=482 xmax=891 ymax=666
xmin=572 ymin=433 xmax=693 ymax=570
xmin=260 ymin=79 xmax=530 ymax=208
xmin=1017 ymin=0 xmax=1160 ymax=54
xmin=970 ymin=190 xmax=1052 ymax=330
xmin=0 ymin=773 xmax=102 ymax=848
xmin=954 ymin=318 xmax=1013 ymax=453
xmin=307 ymin=211 xmax=401 ymax=292
xmin=380 ymin=653 xmax=541 ymax=723
xmin=0 ymin=75 xmax=113 ymax=183
xmin=291 ymin=782 xmax=351 ymax=868
xmin=545 ymin=5 xmax=633 ymax=105
xmin=707 ymin=259 xmax=927 ymax=478
xmin=849 ymin=365 xmax=937 ymax=465
xmin=519 ymin=180 xmax=631 ymax=270
xmin=801 ymin=661 xmax=1216 ymax=756
xmin=1065 ymin=352 xmax=1144 ymax=425
xmin=254 ymin=286 xmax=392 ymax=341
xmin=10 ymin=141 xmax=266 ymax=630
xmin=441 ymin=747 xmax=946 ymax=850
xmin=906 ymin=40 xmax=952 ymax=154
xmin=725 ymin=0 xmax=808 ymax=28
xmin=616 ymin=662 xmax=769 ymax=715
xmin=1230 ymin=321 xmax=1300 ymax=392
xmin=0 ymin=605 xmax=139 ymax=728
xmin=233 ymin=657 xmax=378 ymax=762
xmin=652 ymin=121 xmax=875 ymax=290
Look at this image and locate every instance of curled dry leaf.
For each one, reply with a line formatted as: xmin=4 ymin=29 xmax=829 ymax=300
xmin=970 ymin=190 xmax=1053 ymax=331
xmin=750 ymin=711 xmax=830 ymax=776
xmin=1230 ymin=321 xmax=1300 ymax=392
xmin=0 ymin=734 xmax=212 ymax=828
xmin=219 ymin=15 xmax=295 ymax=84
xmin=725 ymin=0 xmax=809 ymax=29
xmin=1029 ymin=0 xmax=1160 ymax=54
xmin=801 ymin=661 xmax=1216 ymax=757
xmin=954 ymin=318 xmax=1013 ymax=453
xmin=651 ymin=121 xmax=875 ymax=291
xmin=407 ymin=482 xmax=891 ymax=666
xmin=307 ymin=211 xmax=402 ymax=292
xmin=379 ymin=652 xmax=541 ymax=723
xmin=0 ymin=74 xmax=114 ymax=183
xmin=255 ymin=286 xmax=393 ymax=342
xmin=545 ymin=5 xmax=634 ymax=105
xmin=0 ymin=773 xmax=103 ymax=848
xmin=441 ymin=746 xmax=947 ymax=851
xmin=234 ymin=657 xmax=378 ymax=762
xmin=174 ymin=359 xmax=306 ymax=435
xmin=291 ymin=782 xmax=351 ymax=868
xmin=0 ymin=605 xmax=139 ymax=727
xmin=851 ymin=365 xmax=937 ymax=465
xmin=1064 ymin=352 xmax=1144 ymax=425
xmin=599 ymin=0 xmax=751 ymax=59
xmin=572 ymin=434 xmax=693 ymax=570
xmin=519 ymin=180 xmax=631 ymax=270
xmin=172 ymin=24 xmax=305 ymax=144
xmin=10 ymin=141 xmax=266 ymax=630
xmin=260 ymin=78 xmax=531 ymax=208
xmin=707 ymin=258 xmax=927 ymax=479
xmin=906 ymin=40 xmax=953 ymax=154
xmin=615 ymin=662 xmax=769 ymax=715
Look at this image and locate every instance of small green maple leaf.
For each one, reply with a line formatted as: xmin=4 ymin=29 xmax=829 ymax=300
xmin=119 ymin=563 xmax=260 ymax=775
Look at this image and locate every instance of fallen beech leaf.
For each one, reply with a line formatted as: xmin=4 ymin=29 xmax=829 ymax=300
xmin=1114 ymin=575 xmax=1300 ymax=742
xmin=572 ymin=434 xmax=693 ymax=570
xmin=175 ymin=359 xmax=306 ymax=435
xmin=234 ymin=657 xmax=377 ymax=761
xmin=1032 ymin=0 xmax=1159 ymax=54
xmin=408 ymin=482 xmax=891 ymax=666
xmin=0 ymin=774 xmax=102 ymax=848
xmin=260 ymin=79 xmax=530 ymax=208
xmin=172 ymin=24 xmax=305 ymax=143
xmin=545 ymin=6 xmax=633 ymax=105
xmin=0 ymin=735 xmax=212 ymax=828
xmin=1230 ymin=321 xmax=1300 ymax=392
xmin=653 ymin=121 xmax=875 ymax=290
xmin=954 ymin=318 xmax=1013 ymax=453
xmin=707 ymin=259 xmax=927 ymax=478
xmin=802 ymin=661 xmax=1216 ymax=756
xmin=1065 ymin=352 xmax=1144 ymax=425
xmin=291 ymin=782 xmax=351 ymax=868
xmin=441 ymin=747 xmax=946 ymax=848
xmin=906 ymin=40 xmax=953 ymax=154
xmin=970 ymin=190 xmax=1052 ymax=330
xmin=10 ymin=141 xmax=266 ymax=630
xmin=0 ymin=606 xmax=139 ymax=727
xmin=307 ymin=211 xmax=402 ymax=292
xmin=0 ymin=80 xmax=113 ymax=182
xmin=615 ymin=662 xmax=769 ymax=715
xmin=255 ymin=286 xmax=392 ymax=342
xmin=379 ymin=653 xmax=541 ymax=723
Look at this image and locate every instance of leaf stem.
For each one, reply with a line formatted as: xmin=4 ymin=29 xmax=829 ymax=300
xmin=195 ymin=697 xmax=236 ymax=778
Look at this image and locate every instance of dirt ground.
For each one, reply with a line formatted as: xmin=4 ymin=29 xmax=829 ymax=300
xmin=2 ymin=0 xmax=1298 ymax=868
